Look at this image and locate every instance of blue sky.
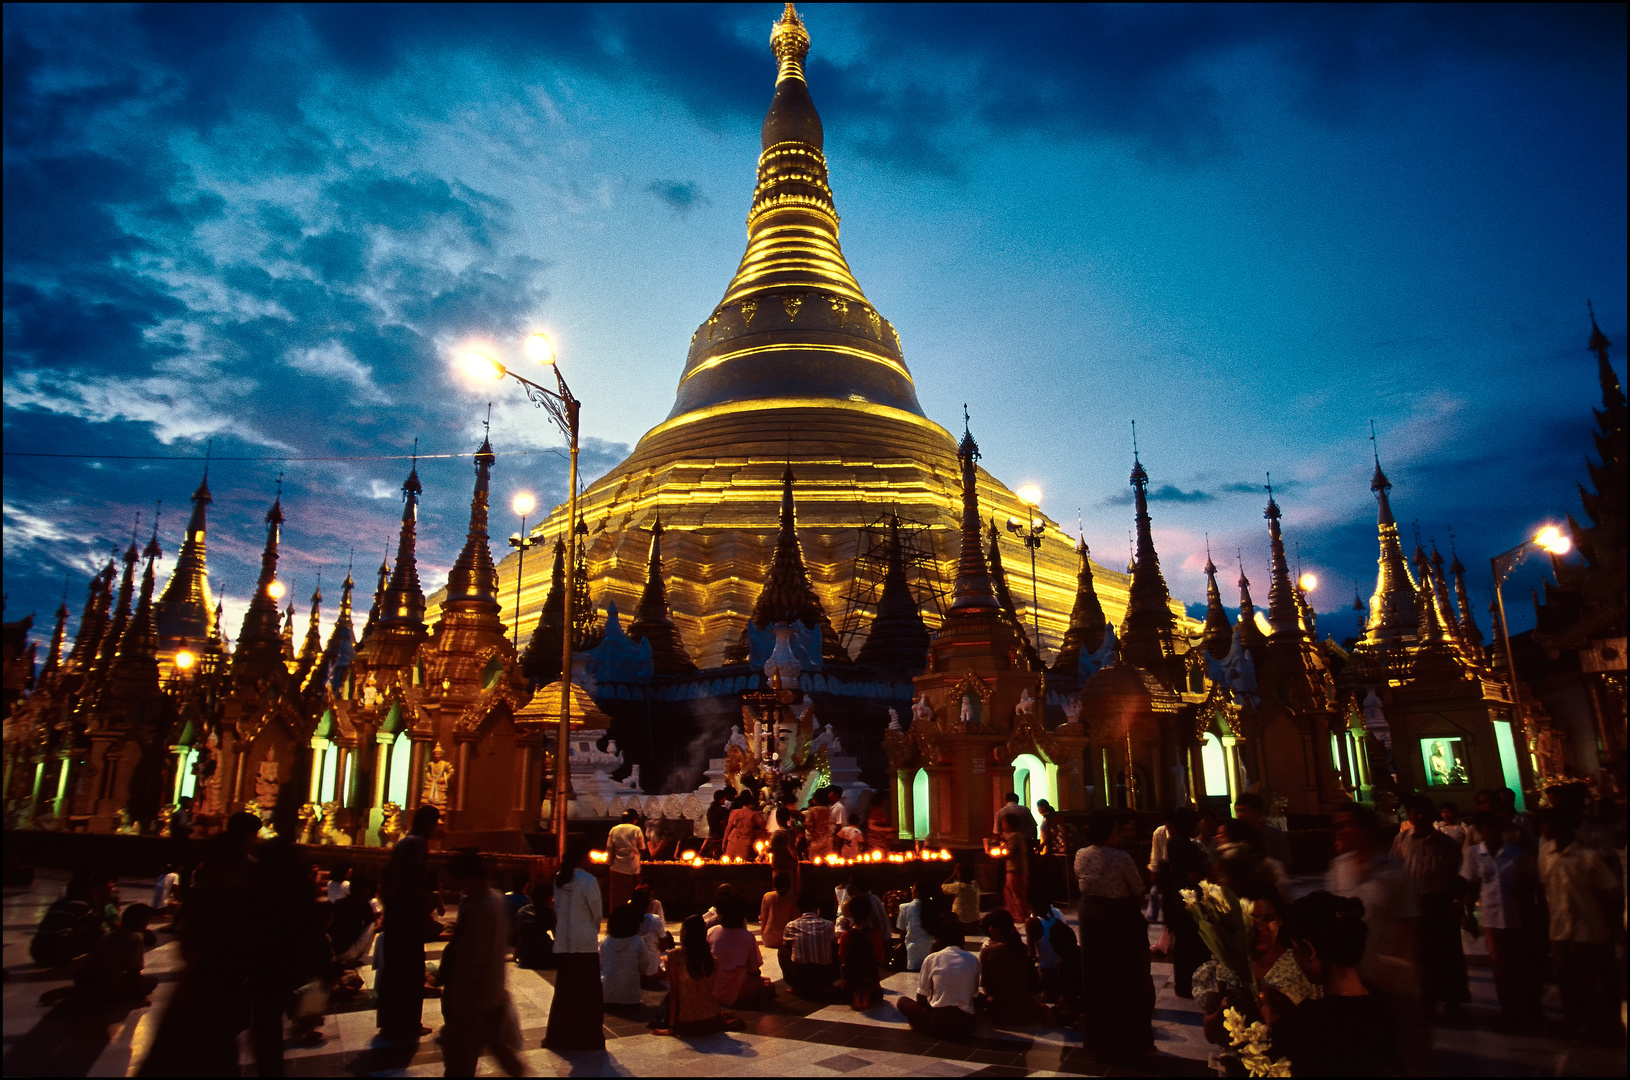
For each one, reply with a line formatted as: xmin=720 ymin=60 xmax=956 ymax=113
xmin=4 ymin=3 xmax=1625 ymax=648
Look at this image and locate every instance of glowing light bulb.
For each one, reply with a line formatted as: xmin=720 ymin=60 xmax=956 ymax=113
xmin=267 ymin=580 xmax=286 ymax=600
xmin=1534 ymin=525 xmax=1571 ymax=555
xmin=524 ymin=332 xmax=555 ymax=365
xmin=174 ymin=650 xmax=196 ymax=671
xmin=1299 ymin=573 xmax=1318 ymax=592
xmin=458 ymin=350 xmax=506 ymax=383
xmin=1017 ymin=483 xmax=1042 ymax=506
xmin=512 ymin=492 xmax=536 ymax=517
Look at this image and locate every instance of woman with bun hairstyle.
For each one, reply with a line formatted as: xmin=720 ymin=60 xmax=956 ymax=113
xmin=1269 ymin=891 xmax=1402 ymax=1077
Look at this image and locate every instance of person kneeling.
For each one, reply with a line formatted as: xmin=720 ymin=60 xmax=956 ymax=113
xmin=74 ymin=903 xmax=158 ymax=1007
xmin=896 ymin=924 xmax=979 ymax=1040
xmin=654 ymin=916 xmax=746 ymax=1037
xmin=706 ymin=894 xmax=774 ymax=1008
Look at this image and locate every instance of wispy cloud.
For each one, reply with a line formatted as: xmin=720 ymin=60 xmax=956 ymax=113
xmin=284 ymin=341 xmax=391 ymax=404
xmin=646 ymin=180 xmax=710 ymax=217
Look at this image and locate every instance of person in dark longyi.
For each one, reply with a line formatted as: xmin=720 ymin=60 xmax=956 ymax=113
xmin=376 ymin=804 xmax=440 ymax=1042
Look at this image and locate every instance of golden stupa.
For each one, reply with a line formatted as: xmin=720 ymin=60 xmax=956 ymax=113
xmin=481 ymin=5 xmax=1149 ymax=669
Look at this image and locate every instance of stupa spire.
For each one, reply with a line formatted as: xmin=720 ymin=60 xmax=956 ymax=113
xmin=379 ymin=449 xmax=426 ymax=629
xmin=988 ymin=519 xmax=1040 ymax=668
xmin=667 ymin=0 xmax=924 ymax=426
xmin=361 ymin=551 xmax=389 ymax=643
xmin=1263 ymin=478 xmax=1304 ymax=641
xmin=297 ymin=575 xmax=324 ymax=674
xmin=67 ymin=558 xmax=115 ymax=671
xmin=321 ymin=564 xmax=357 ymax=687
xmin=856 ymin=513 xmax=932 ymax=675
xmin=1235 ymin=553 xmax=1268 ymax=655
xmin=1413 ymin=541 xmax=1452 ymax=647
xmin=445 ymin=431 xmax=501 ymax=614
xmin=949 ymin=410 xmax=998 ymax=613
xmin=1120 ymin=426 xmax=1177 ymax=675
xmin=1448 ymin=535 xmax=1483 ymax=647
xmin=627 ymin=516 xmax=697 ymax=675
xmin=1428 ymin=542 xmax=1463 ymax=648
xmin=234 ymin=483 xmax=287 ymax=676
xmin=155 ymin=459 xmax=217 ymax=650
xmin=520 ymin=534 xmax=568 ymax=687
xmin=1361 ymin=426 xmax=1418 ymax=649
xmin=1051 ymin=537 xmax=1109 ymax=674
xmin=281 ymin=601 xmax=297 ymax=662
xmin=1199 ymin=539 xmax=1232 ymax=659
xmin=43 ymin=581 xmax=69 ymax=676
xmin=731 ymin=464 xmax=846 ymax=662
xmin=91 ymin=521 xmax=141 ymax=684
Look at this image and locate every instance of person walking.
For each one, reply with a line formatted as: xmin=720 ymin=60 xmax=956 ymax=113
xmin=1391 ymin=795 xmax=1468 ymax=1016
xmin=1073 ymin=810 xmax=1153 ymax=1065
xmin=440 ymin=851 xmax=525 ymax=1077
xmin=994 ymin=793 xmax=1038 ymax=921
xmin=377 ymin=805 xmax=440 ymax=1042
xmin=1160 ymin=806 xmax=1211 ymax=998
xmin=1460 ymin=810 xmax=1542 ymax=1030
xmin=1327 ymin=801 xmax=1428 ymax=1075
xmin=1538 ymin=808 xmax=1623 ymax=1042
xmin=606 ymin=809 xmax=646 ymax=911
xmin=544 ymin=838 xmax=605 ymax=1052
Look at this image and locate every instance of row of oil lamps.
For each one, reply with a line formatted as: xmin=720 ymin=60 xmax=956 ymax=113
xmin=587 ymin=847 xmax=957 ymax=867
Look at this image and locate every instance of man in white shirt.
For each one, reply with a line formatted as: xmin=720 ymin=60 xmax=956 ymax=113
xmin=606 ymin=809 xmax=646 ymax=912
xmin=895 ymin=926 xmax=979 ymax=1039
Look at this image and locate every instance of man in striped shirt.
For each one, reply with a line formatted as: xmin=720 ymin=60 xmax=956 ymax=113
xmin=779 ymin=893 xmax=838 ymax=1001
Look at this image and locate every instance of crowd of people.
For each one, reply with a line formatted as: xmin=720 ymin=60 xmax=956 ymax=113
xmin=19 ymin=776 xmax=1623 ymax=1077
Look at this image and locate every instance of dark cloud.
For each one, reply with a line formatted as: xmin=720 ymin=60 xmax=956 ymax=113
xmin=647 ymin=180 xmax=710 ymax=217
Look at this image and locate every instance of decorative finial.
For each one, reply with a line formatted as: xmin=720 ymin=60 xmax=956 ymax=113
xmin=412 ymin=437 xmax=419 ymax=466
xmin=1369 ymin=420 xmax=1379 ymax=466
xmin=484 ymin=403 xmax=492 ymax=438
xmin=963 ymin=403 xmax=970 ymax=437
xmin=276 ymin=471 xmax=284 ymax=499
xmin=1131 ymin=419 xmax=1140 ymax=462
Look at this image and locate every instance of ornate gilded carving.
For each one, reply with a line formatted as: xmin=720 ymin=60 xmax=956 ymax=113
xmin=420 ymin=742 xmax=452 ymax=808
xmin=890 ymin=324 xmax=903 ymax=354
xmin=827 ymin=296 xmax=848 ymax=326
xmin=741 ymin=299 xmax=759 ymax=327
xmin=781 ymin=295 xmax=803 ymax=321
xmin=864 ymin=307 xmax=882 ymax=337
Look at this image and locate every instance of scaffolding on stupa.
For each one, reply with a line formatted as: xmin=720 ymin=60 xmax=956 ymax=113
xmin=835 ymin=512 xmax=951 ymax=654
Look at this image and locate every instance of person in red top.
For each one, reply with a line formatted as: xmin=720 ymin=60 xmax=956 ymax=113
xmin=758 ymin=872 xmax=798 ymax=949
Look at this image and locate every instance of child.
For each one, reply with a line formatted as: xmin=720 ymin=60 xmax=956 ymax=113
xmin=838 ymin=895 xmax=884 ymax=1011
xmin=600 ymin=903 xmax=652 ymax=1011
xmin=74 ymin=903 xmax=158 ymax=1006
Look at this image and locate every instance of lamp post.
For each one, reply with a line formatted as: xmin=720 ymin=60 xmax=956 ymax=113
xmin=1007 ymin=484 xmax=1045 ymax=642
xmin=1491 ymin=524 xmax=1572 ymax=787
xmin=460 ymin=332 xmax=580 ymax=857
xmin=508 ymin=492 xmax=536 ymax=646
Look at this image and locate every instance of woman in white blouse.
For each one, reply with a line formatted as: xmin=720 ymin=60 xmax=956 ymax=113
xmin=544 ymin=839 xmax=605 ymax=1052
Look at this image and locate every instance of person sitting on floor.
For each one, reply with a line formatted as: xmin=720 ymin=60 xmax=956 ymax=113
xmin=632 ymin=884 xmax=670 ymax=985
xmin=707 ymin=893 xmax=773 ymax=1007
xmin=895 ymin=879 xmax=940 ymax=972
xmin=759 ymin=872 xmax=798 ymax=951
xmin=979 ymin=908 xmax=1048 ymax=1026
xmin=152 ymin=864 xmax=182 ymax=917
xmin=779 ymin=891 xmax=839 ymax=1001
xmin=600 ymin=903 xmax=653 ymax=1012
xmin=654 ymin=916 xmax=745 ymax=1037
xmin=838 ymin=895 xmax=885 ymax=1011
xmin=941 ymin=862 xmax=982 ymax=933
xmin=73 ymin=903 xmax=158 ymax=1006
xmin=1026 ymin=895 xmax=1082 ymax=1017
xmin=896 ymin=923 xmax=980 ymax=1040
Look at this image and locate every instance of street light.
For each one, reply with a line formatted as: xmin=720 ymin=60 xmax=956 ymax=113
xmin=459 ymin=331 xmax=581 ymax=857
xmin=1490 ymin=523 xmax=1573 ymax=789
xmin=508 ymin=492 xmax=537 ymax=647
xmin=1006 ymin=485 xmax=1045 ymax=642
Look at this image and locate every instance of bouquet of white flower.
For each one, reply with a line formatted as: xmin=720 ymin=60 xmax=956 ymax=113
xmin=1223 ymin=1006 xmax=1292 ymax=1077
xmin=1180 ymin=882 xmax=1257 ymax=1009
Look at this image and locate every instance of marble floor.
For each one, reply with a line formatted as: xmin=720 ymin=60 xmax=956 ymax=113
xmin=3 ymin=869 xmax=1623 ymax=1077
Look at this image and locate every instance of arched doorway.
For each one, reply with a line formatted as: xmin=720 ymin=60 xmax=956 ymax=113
xmin=1010 ymin=753 xmax=1054 ymax=817
xmin=912 ymin=768 xmax=931 ymax=840
xmin=1199 ymin=734 xmax=1230 ymax=798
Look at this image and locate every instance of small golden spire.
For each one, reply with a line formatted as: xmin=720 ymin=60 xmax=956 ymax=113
xmin=771 ymin=3 xmax=810 ymax=83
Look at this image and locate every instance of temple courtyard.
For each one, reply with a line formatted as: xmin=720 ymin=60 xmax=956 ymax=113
xmin=3 ymin=869 xmax=1621 ymax=1078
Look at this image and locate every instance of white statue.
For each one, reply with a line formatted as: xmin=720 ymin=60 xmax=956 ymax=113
xmin=1063 ymin=696 xmax=1083 ymax=726
xmin=606 ymin=739 xmax=619 ymax=757
xmin=810 ymin=723 xmax=836 ymax=758
xmin=361 ymin=671 xmax=380 ymax=707
xmin=726 ymin=724 xmax=749 ymax=754
xmin=912 ymin=694 xmax=933 ymax=727
xmin=254 ymin=748 xmax=280 ymax=807
xmin=960 ymin=693 xmax=976 ymax=727
xmin=1016 ymin=687 xmax=1037 ymax=724
xmin=887 ymin=708 xmax=902 ymax=732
